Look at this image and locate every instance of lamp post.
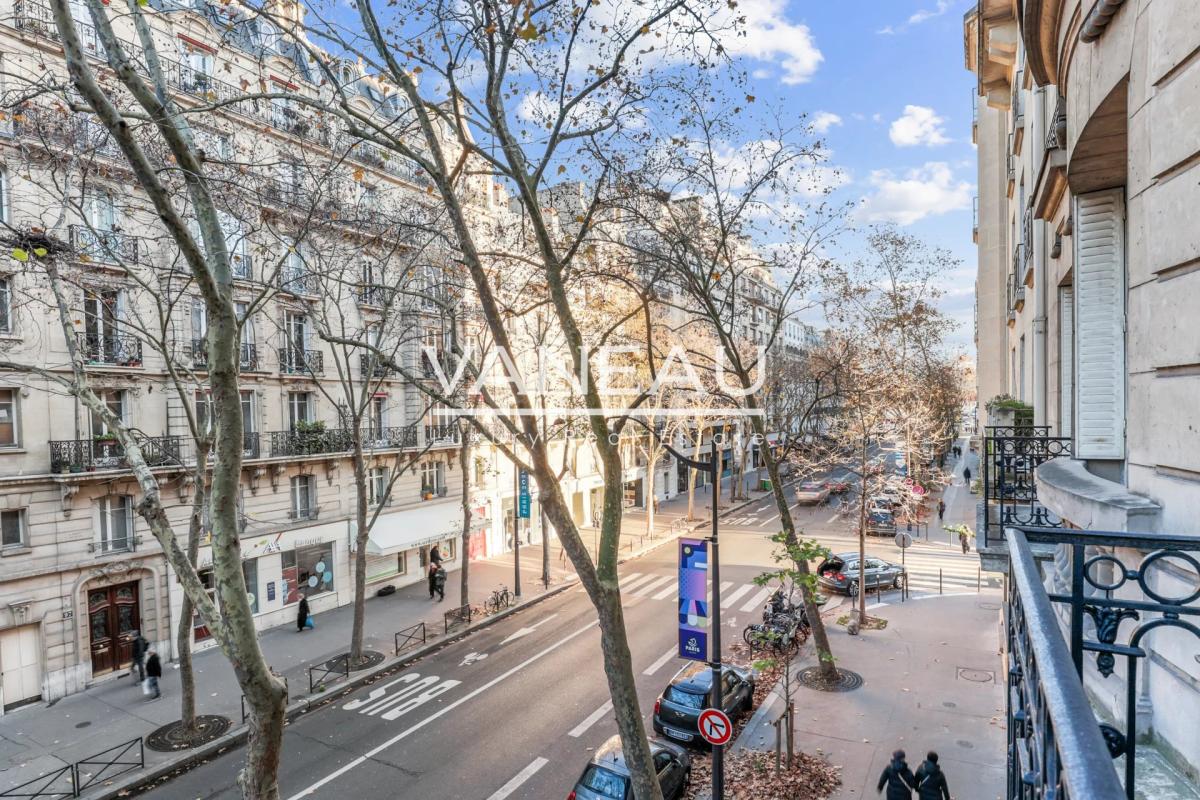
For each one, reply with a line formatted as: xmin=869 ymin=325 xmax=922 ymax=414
xmin=633 ymin=420 xmax=724 ymax=799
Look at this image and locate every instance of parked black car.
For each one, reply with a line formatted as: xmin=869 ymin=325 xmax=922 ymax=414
xmin=568 ymin=735 xmax=691 ymax=800
xmin=652 ymin=662 xmax=755 ymax=749
xmin=816 ymin=552 xmax=906 ymax=596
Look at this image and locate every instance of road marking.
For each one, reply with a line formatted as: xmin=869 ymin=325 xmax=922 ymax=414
xmin=498 ymin=614 xmax=559 ymax=646
xmin=288 ymin=620 xmax=600 ymax=799
xmin=643 ymin=646 xmax=678 ymax=676
xmin=651 ymin=581 xmax=678 ymax=601
xmin=485 ymin=757 xmax=549 ymax=800
xmin=825 ymin=511 xmax=840 ymax=524
xmin=618 ymin=572 xmax=646 ymax=588
xmin=620 ymin=574 xmax=661 ymax=594
xmin=757 ymin=516 xmax=774 ymax=528
xmin=568 ymin=700 xmax=614 ymax=737
xmin=630 ymin=575 xmax=674 ymax=597
xmin=720 ymin=584 xmax=756 ymax=609
xmin=739 ymin=587 xmax=773 ymax=613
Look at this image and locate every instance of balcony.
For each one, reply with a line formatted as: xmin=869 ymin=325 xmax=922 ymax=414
xmin=979 ymin=425 xmax=1072 ymax=558
xmin=231 ymin=251 xmax=253 ymax=281
xmin=1005 ymin=525 xmax=1200 ymax=800
xmin=1011 ymin=71 xmax=1024 ymax=153
xmin=278 ymin=268 xmax=319 ymax=296
xmin=424 ymin=423 xmax=461 ymax=447
xmin=70 ymin=225 xmax=140 ymax=266
xmin=14 ymin=0 xmax=108 ymax=60
xmin=362 ymin=426 xmax=418 ymax=450
xmin=269 ymin=427 xmax=352 ymax=457
xmin=278 ymin=346 xmax=324 ymax=376
xmin=50 ymin=434 xmax=181 ymax=473
xmin=357 ymin=284 xmax=393 ymax=307
xmin=190 ymin=340 xmax=259 ymax=372
xmin=79 ymin=332 xmax=142 ymax=367
xmin=360 ymin=353 xmax=394 ymax=379
xmin=1022 ymin=208 xmax=1035 ymax=284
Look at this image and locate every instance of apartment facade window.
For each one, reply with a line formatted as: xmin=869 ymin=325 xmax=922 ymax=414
xmin=195 ymin=390 xmax=213 ymax=433
xmin=235 ymin=301 xmax=255 ymax=368
xmin=0 ymin=388 xmax=18 ymax=447
xmin=1 ymin=509 xmax=26 ymax=550
xmin=288 ymin=392 xmax=312 ymax=429
xmin=420 ymin=461 xmax=445 ymax=498
xmin=97 ymin=495 xmax=133 ymax=553
xmin=0 ymin=275 xmax=12 ymax=334
xmin=369 ymin=466 xmax=388 ymax=507
xmin=90 ymin=389 xmax=125 ymax=437
xmin=290 ymin=474 xmax=316 ymax=519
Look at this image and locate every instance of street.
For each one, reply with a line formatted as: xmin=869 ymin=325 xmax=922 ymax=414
xmin=150 ymin=485 xmax=988 ymax=800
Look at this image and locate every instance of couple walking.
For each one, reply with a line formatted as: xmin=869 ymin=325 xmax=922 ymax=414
xmin=130 ymin=630 xmax=162 ymax=700
xmin=879 ymin=750 xmax=952 ymax=799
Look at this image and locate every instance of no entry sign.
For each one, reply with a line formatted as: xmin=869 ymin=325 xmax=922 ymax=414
xmin=697 ymin=708 xmax=733 ymax=746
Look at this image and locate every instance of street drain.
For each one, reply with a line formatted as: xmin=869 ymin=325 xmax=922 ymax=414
xmin=942 ymin=701 xmax=957 ymax=709
xmin=957 ymin=667 xmax=995 ymax=683
xmin=797 ymin=667 xmax=864 ymax=692
xmin=74 ymin=721 xmax=91 ymax=729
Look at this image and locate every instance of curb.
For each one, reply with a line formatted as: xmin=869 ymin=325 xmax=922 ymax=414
xmin=100 ymin=522 xmax=698 ymax=800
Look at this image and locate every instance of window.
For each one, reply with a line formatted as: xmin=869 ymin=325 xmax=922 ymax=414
xmin=193 ymin=568 xmax=215 ymax=641
xmin=578 ymin=766 xmax=626 ymax=800
xmin=191 ymin=301 xmax=207 ymax=360
xmin=420 ymin=461 xmax=445 ymax=498
xmin=0 ymin=168 xmax=8 ymax=224
xmin=281 ymin=543 xmax=334 ymax=601
xmin=441 ymin=538 xmax=457 ymax=561
xmin=284 ymin=311 xmax=309 ymax=367
xmin=368 ymin=466 xmax=388 ymax=507
xmin=1 ymin=509 xmax=26 ymax=550
xmin=82 ymin=288 xmax=123 ymax=359
xmin=235 ymin=301 xmax=255 ymax=368
xmin=664 ymin=686 xmax=704 ymax=709
xmin=195 ymin=390 xmax=213 ymax=434
xmin=369 ymin=396 xmax=386 ymax=436
xmin=90 ymin=389 xmax=125 ymax=437
xmin=0 ymin=276 xmax=11 ymax=333
xmin=85 ymin=193 xmax=119 ymax=232
xmin=241 ymin=390 xmax=256 ymax=433
xmin=288 ymin=392 xmax=312 ymax=429
xmin=290 ymin=474 xmax=316 ymax=519
xmin=97 ymin=495 xmax=133 ymax=553
xmin=0 ymin=388 xmax=17 ymax=447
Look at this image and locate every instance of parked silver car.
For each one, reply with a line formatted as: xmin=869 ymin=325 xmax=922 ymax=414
xmin=816 ymin=552 xmax=906 ymax=596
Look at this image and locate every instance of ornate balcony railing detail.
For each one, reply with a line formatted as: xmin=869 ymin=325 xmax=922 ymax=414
xmin=50 ymin=434 xmax=181 ymax=473
xmin=269 ymin=427 xmax=353 ymax=457
xmin=424 ymin=423 xmax=461 ymax=445
xmin=361 ymin=426 xmax=418 ymax=450
xmin=277 ymin=267 xmax=319 ymax=295
xmin=982 ymin=426 xmax=1071 ymax=550
xmin=70 ymin=224 xmax=140 ymax=265
xmin=1006 ymin=526 xmax=1200 ymax=800
xmin=278 ymin=346 xmax=323 ymax=376
xmin=359 ymin=353 xmax=393 ymax=378
xmin=79 ymin=332 xmax=142 ymax=367
xmin=190 ymin=340 xmax=258 ymax=372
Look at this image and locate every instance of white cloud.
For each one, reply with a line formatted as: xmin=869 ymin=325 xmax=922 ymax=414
xmin=858 ymin=162 xmax=972 ymax=226
xmin=889 ymin=105 xmax=950 ymax=147
xmin=751 ymin=68 xmax=773 ymax=80
xmin=877 ymin=25 xmax=897 ymax=35
xmin=721 ymin=0 xmax=824 ymax=85
xmin=810 ymin=111 xmax=842 ymax=134
xmin=908 ymin=1 xmax=953 ymax=25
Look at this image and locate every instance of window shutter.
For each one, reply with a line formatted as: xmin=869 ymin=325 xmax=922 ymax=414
xmin=1059 ymin=287 xmax=1074 ymax=438
xmin=1072 ymin=189 xmax=1125 ymax=459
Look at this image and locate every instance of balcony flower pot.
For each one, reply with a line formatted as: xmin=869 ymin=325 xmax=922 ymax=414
xmin=422 ymin=491 xmax=434 ymax=501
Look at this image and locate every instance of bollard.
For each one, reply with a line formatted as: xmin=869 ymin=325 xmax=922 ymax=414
xmin=977 ymin=567 xmax=981 ymax=593
xmin=939 ymin=568 xmax=943 ymax=595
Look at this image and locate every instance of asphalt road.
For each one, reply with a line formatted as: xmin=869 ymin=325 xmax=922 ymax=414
xmin=148 ymin=484 xmax=984 ymax=800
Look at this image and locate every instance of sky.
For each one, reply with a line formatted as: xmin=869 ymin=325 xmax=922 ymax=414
xmin=718 ymin=0 xmax=977 ymax=354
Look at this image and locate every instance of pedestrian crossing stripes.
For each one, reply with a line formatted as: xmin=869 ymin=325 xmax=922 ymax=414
xmin=720 ymin=583 xmax=756 ymax=609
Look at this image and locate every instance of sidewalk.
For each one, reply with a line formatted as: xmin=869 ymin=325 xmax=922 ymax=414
xmin=0 ymin=474 xmax=775 ymax=795
xmin=734 ymin=591 xmax=1007 ymax=799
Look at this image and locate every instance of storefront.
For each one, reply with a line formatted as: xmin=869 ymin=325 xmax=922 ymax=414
xmin=359 ymin=499 xmax=463 ymax=588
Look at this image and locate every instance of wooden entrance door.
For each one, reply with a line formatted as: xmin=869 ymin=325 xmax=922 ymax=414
xmin=87 ymin=581 xmax=139 ymax=676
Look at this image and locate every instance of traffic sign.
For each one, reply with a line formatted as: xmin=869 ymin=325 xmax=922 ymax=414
xmin=895 ymin=531 xmax=913 ymax=549
xmin=698 ymin=708 xmax=733 ymax=746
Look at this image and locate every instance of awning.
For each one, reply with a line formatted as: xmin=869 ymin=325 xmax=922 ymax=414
xmin=365 ymin=500 xmax=463 ymax=555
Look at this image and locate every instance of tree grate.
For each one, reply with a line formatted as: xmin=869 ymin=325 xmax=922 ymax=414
xmin=797 ymin=667 xmax=864 ymax=692
xmin=326 ymin=650 xmax=385 ymax=673
xmin=146 ymin=714 xmax=232 ymax=752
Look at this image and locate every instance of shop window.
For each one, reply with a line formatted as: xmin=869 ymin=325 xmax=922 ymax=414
xmin=442 ymin=538 xmax=457 ymax=561
xmin=281 ymin=543 xmax=334 ymax=603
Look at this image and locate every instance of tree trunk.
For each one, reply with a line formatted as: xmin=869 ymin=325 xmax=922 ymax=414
xmin=349 ymin=441 xmax=370 ymax=666
xmin=459 ymin=433 xmax=471 ymax=606
xmin=177 ymin=471 xmax=205 ymax=738
xmin=645 ymin=447 xmax=657 ymax=538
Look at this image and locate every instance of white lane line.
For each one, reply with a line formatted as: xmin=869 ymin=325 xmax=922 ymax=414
xmin=643 ymin=646 xmax=678 ymax=676
xmin=568 ymin=701 xmax=613 ymax=738
xmin=825 ymin=511 xmax=840 ymax=524
xmin=618 ymin=572 xmax=646 ymax=588
xmin=739 ymin=587 xmax=773 ymax=613
xmin=485 ymin=757 xmax=550 ymax=800
xmin=287 ymin=621 xmax=600 ymax=799
xmin=620 ymin=574 xmax=662 ymax=595
xmin=720 ymin=584 xmax=756 ymax=609
xmin=651 ymin=581 xmax=678 ymax=601
xmin=631 ymin=575 xmax=675 ymax=598
xmin=757 ymin=517 xmax=775 ymax=528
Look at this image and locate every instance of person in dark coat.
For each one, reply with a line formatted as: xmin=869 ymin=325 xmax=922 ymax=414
xmin=297 ymin=595 xmax=310 ymax=632
xmin=877 ymin=749 xmax=916 ymax=799
xmin=429 ymin=544 xmax=443 ymax=567
xmin=131 ymin=629 xmax=148 ymax=682
xmin=428 ymin=561 xmax=440 ymax=600
xmin=433 ymin=566 xmax=447 ymax=602
xmin=962 ymin=467 xmax=972 ymax=483
xmin=914 ymin=752 xmax=951 ymax=800
xmin=144 ymin=649 xmax=162 ymax=700
xmin=937 ymin=499 xmax=946 ymax=521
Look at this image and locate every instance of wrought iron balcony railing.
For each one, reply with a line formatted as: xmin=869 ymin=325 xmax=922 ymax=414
xmin=79 ymin=332 xmax=142 ymax=367
xmin=361 ymin=426 xmax=418 ymax=450
xmin=269 ymin=427 xmax=353 ymax=457
xmin=359 ymin=353 xmax=393 ymax=378
xmin=424 ymin=423 xmax=461 ymax=446
xmin=1006 ymin=526 xmax=1200 ymax=800
xmin=357 ymin=284 xmax=394 ymax=307
xmin=981 ymin=427 xmax=1072 ymax=550
xmin=278 ymin=346 xmax=324 ymax=376
xmin=278 ymin=267 xmax=319 ymax=296
xmin=190 ymin=340 xmax=259 ymax=372
xmin=50 ymin=434 xmax=181 ymax=473
xmin=70 ymin=224 xmax=140 ymax=265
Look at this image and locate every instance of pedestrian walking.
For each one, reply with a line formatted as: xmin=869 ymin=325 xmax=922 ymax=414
xmin=959 ymin=529 xmax=970 ymax=554
xmin=429 ymin=544 xmax=443 ymax=568
xmin=428 ymin=561 xmax=440 ymax=600
xmin=296 ymin=594 xmax=310 ymax=632
xmin=914 ymin=752 xmax=951 ymax=800
xmin=937 ymin=499 xmax=945 ymax=522
xmin=877 ymin=749 xmax=916 ymax=799
xmin=962 ymin=466 xmax=972 ymax=483
xmin=131 ymin=629 xmax=148 ymax=682
xmin=433 ymin=565 xmax=447 ymax=602
xmin=143 ymin=648 xmax=162 ymax=701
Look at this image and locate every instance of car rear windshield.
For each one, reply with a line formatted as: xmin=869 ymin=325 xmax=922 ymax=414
xmin=665 ymin=686 xmax=705 ymax=709
xmin=579 ymin=766 xmax=627 ymax=799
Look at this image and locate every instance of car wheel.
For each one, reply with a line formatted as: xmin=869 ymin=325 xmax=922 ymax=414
xmin=849 ymin=581 xmax=860 ymax=597
xmin=893 ymin=575 xmax=903 ymax=589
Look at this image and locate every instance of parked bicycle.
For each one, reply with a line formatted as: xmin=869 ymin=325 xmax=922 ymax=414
xmin=485 ymin=585 xmax=513 ymax=614
xmin=743 ymin=590 xmax=810 ymax=651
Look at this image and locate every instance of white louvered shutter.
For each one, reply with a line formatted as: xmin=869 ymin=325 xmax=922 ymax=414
xmin=1072 ymin=189 xmax=1125 ymax=459
xmin=1059 ymin=287 xmax=1074 ymax=438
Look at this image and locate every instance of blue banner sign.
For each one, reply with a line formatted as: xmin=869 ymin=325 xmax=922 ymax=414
xmin=678 ymin=538 xmax=709 ymax=661
xmin=518 ymin=470 xmax=531 ymax=518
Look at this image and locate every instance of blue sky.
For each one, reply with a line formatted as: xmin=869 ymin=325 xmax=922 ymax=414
xmin=725 ymin=0 xmax=976 ymax=353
